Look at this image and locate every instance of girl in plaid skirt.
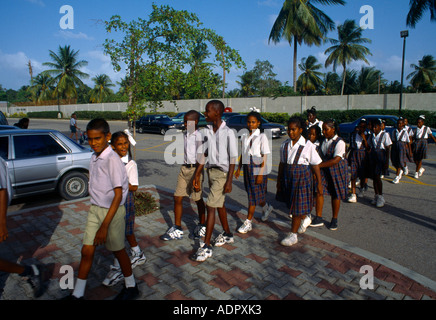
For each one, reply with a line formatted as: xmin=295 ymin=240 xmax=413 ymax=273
xmin=391 ymin=117 xmax=413 ymax=184
xmin=347 ymin=119 xmax=369 ymax=203
xmin=103 ymin=131 xmax=146 ymax=286
xmin=311 ymin=119 xmax=348 ymax=231
xmin=277 ymin=117 xmax=322 ymax=246
xmin=235 ymin=112 xmax=273 ymax=234
xmin=412 ymin=115 xmax=436 ymax=178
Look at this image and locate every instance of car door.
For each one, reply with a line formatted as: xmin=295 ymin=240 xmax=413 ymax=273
xmin=11 ymin=133 xmax=72 ymax=196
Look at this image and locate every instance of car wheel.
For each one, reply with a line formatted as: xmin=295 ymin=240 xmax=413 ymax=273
xmin=58 ymin=171 xmax=89 ymax=200
xmin=138 ymin=126 xmax=144 ymax=134
xmin=160 ymin=128 xmax=167 ymax=135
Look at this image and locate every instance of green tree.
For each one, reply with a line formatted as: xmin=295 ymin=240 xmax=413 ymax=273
xmin=407 ymin=54 xmax=436 ymax=92
xmin=407 ymin=0 xmax=436 ymax=28
xmin=356 ymin=66 xmax=386 ymax=94
xmin=89 ymin=74 xmax=115 ymax=103
xmin=297 ymin=55 xmax=324 ymax=95
xmin=42 ymin=45 xmax=89 ymax=100
xmin=269 ymin=0 xmax=345 ymax=92
xmin=323 ymin=72 xmax=341 ymax=95
xmin=237 ymin=70 xmax=257 ymax=97
xmin=324 ymin=19 xmax=372 ymax=95
xmin=28 ymin=73 xmax=54 ymax=104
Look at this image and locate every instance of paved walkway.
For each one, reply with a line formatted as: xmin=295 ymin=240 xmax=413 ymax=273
xmin=1 ymin=185 xmax=436 ymax=300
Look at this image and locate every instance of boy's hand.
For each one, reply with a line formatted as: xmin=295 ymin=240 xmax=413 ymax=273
xmin=193 ymin=176 xmax=201 ymax=192
xmin=224 ymin=180 xmax=232 ymax=194
xmin=94 ymin=225 xmax=108 ymax=246
xmin=234 ymin=168 xmax=240 ymax=179
xmin=0 ymin=223 xmax=8 ymax=243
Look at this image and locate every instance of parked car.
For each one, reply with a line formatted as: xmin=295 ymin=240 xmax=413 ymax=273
xmin=339 ymin=115 xmax=399 ymax=143
xmin=171 ymin=112 xmax=208 ymax=128
xmin=0 ymin=111 xmax=7 ymax=125
xmin=222 ymin=112 xmax=240 ymax=121
xmin=0 ymin=129 xmax=92 ymax=200
xmin=0 ymin=125 xmax=18 ymax=130
xmin=225 ymin=114 xmax=287 ymax=138
xmin=136 ymin=114 xmax=180 ymax=135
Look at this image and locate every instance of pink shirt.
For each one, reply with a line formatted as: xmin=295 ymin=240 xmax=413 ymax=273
xmin=89 ymin=146 xmax=128 ymax=208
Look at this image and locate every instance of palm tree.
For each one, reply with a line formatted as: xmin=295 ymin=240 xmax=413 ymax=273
xmin=89 ymin=74 xmax=115 ymax=103
xmin=341 ymin=69 xmax=358 ymax=95
xmin=407 ymin=0 xmax=436 ymax=28
xmin=324 ymin=19 xmax=372 ymax=95
xmin=297 ymin=55 xmax=324 ymax=95
xmin=407 ymin=54 xmax=436 ymax=92
xmin=323 ymin=71 xmax=341 ymax=95
xmin=269 ymin=0 xmax=345 ymax=92
xmin=28 ymin=73 xmax=54 ymax=104
xmin=356 ymin=66 xmax=386 ymax=94
xmin=42 ymin=45 xmax=89 ymax=100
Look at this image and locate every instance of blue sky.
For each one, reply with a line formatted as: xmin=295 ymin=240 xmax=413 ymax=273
xmin=0 ymin=0 xmax=435 ymax=92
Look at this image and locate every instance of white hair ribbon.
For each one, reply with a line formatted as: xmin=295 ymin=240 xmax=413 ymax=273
xmin=124 ymin=129 xmax=136 ymax=146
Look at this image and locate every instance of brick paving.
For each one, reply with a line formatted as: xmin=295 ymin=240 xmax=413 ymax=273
xmin=1 ymin=185 xmax=436 ymax=300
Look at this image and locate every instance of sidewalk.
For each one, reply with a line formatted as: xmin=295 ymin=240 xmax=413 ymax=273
xmin=1 ymin=184 xmax=436 ymax=300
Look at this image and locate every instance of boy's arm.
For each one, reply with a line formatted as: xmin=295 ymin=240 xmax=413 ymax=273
xmin=224 ymin=163 xmax=235 ymax=194
xmin=93 ymin=187 xmax=123 ymax=246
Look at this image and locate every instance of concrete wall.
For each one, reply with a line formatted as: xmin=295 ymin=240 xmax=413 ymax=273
xmin=1 ymin=93 xmax=435 ymax=118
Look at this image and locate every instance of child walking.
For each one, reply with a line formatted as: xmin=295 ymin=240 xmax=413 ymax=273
xmin=191 ymin=100 xmax=238 ymax=262
xmin=368 ymin=119 xmax=392 ymax=207
xmin=347 ymin=119 xmax=369 ymax=203
xmin=160 ymin=110 xmax=206 ymax=240
xmin=234 ymin=111 xmax=273 ymax=233
xmin=310 ymin=119 xmax=348 ymax=230
xmin=412 ymin=115 xmax=436 ymax=178
xmin=277 ymin=117 xmax=322 ymax=246
xmin=63 ymin=118 xmax=138 ymax=300
xmin=102 ymin=130 xmax=146 ymax=287
xmin=391 ymin=117 xmax=413 ymax=184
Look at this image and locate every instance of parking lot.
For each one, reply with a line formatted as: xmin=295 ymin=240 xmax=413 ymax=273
xmin=5 ymin=117 xmax=436 ymax=282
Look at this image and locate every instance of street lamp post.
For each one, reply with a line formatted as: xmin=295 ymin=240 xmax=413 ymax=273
xmin=399 ymin=30 xmax=409 ymax=113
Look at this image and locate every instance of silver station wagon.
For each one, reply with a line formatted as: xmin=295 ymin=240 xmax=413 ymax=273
xmin=0 ymin=129 xmax=92 ymax=200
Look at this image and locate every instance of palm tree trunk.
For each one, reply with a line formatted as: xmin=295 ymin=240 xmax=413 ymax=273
xmin=341 ymin=63 xmax=347 ymax=96
xmin=293 ymin=37 xmax=298 ymax=93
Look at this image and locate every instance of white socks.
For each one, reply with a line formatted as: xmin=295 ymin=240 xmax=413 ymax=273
xmin=72 ymin=278 xmax=87 ymax=298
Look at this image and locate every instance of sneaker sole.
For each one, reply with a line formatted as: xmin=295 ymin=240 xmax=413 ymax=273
xmin=103 ymin=273 xmax=124 ymax=287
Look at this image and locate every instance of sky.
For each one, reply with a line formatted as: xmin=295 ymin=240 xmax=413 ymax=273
xmin=0 ymin=0 xmax=435 ymax=92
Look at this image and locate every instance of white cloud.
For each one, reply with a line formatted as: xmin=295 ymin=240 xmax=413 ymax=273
xmin=55 ymin=31 xmax=94 ymax=41
xmin=26 ymin=0 xmax=45 ymax=7
xmin=82 ymin=50 xmax=125 ymax=88
xmin=0 ymin=50 xmax=43 ymax=88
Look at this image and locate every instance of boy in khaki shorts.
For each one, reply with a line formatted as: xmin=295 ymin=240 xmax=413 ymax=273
xmin=160 ymin=110 xmax=206 ymax=241
xmin=63 ymin=118 xmax=138 ymax=300
xmin=191 ymin=100 xmax=238 ymax=262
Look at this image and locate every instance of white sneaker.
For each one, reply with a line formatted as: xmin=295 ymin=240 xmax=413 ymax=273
xmin=298 ymin=215 xmax=312 ymax=234
xmin=281 ymin=233 xmax=298 ymax=246
xmin=392 ymin=176 xmax=400 ymax=184
xmin=371 ymin=194 xmax=379 ymax=205
xmin=130 ymin=249 xmax=146 ymax=268
xmin=347 ymin=194 xmax=357 ymax=203
xmin=398 ymin=169 xmax=404 ymax=179
xmin=376 ymin=195 xmax=385 ymax=208
xmin=419 ymin=167 xmax=425 ymax=176
xmin=261 ymin=203 xmax=273 ymax=222
xmin=238 ymin=219 xmax=253 ymax=234
xmin=102 ymin=265 xmax=123 ymax=286
xmin=404 ymin=167 xmax=409 ymax=176
xmin=414 ymin=172 xmax=419 ymax=179
xmin=213 ymin=232 xmax=234 ymax=247
xmin=160 ymin=225 xmax=184 ymax=240
xmin=191 ymin=245 xmax=212 ymax=262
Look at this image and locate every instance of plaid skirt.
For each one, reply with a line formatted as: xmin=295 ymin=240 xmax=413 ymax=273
xmin=125 ymin=191 xmax=135 ymax=236
xmin=368 ymin=149 xmax=389 ymax=178
xmin=281 ymin=164 xmax=313 ymax=216
xmin=321 ymin=159 xmax=348 ymax=200
xmin=243 ymin=159 xmax=268 ymax=206
xmin=391 ymin=141 xmax=409 ymax=168
xmin=348 ymin=148 xmax=367 ymax=180
xmin=412 ymin=139 xmax=428 ymax=162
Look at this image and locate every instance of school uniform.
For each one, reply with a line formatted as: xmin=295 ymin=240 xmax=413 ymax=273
xmin=240 ymin=129 xmax=271 ymax=206
xmin=199 ymin=121 xmax=238 ymax=208
xmin=348 ymin=132 xmax=368 ymax=181
xmin=320 ymin=135 xmax=348 ymax=200
xmin=412 ymin=126 xmax=433 ymax=162
xmin=121 ymin=155 xmax=139 ymax=236
xmin=368 ymin=131 xmax=392 ymax=178
xmin=390 ymin=128 xmax=410 ymax=168
xmin=174 ymin=129 xmax=204 ymax=201
xmin=84 ymin=146 xmax=129 ymax=252
xmin=307 ymin=119 xmax=323 ymax=132
xmin=279 ymin=136 xmax=322 ymax=215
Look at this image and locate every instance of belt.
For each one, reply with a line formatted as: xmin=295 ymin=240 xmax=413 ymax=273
xmin=182 ymin=164 xmax=196 ymax=168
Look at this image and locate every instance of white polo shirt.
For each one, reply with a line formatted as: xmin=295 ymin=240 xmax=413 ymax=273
xmin=89 ymin=146 xmax=128 ymax=208
xmin=392 ymin=128 xmax=410 ymax=143
xmin=184 ymin=129 xmax=202 ymax=165
xmin=240 ymin=129 xmax=271 ymax=164
xmin=414 ymin=126 xmax=433 ymax=139
xmin=370 ymin=131 xmax=392 ymax=150
xmin=280 ymin=136 xmax=322 ymax=166
xmin=321 ymin=135 xmax=346 ymax=159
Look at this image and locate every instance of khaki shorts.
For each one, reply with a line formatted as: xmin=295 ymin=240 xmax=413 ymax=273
xmin=83 ymin=205 xmax=126 ymax=252
xmin=174 ymin=166 xmax=203 ymax=201
xmin=206 ymin=167 xmax=229 ymax=208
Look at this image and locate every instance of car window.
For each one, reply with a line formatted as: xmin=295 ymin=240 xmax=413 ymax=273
xmin=13 ymin=134 xmax=67 ymax=159
xmin=384 ymin=118 xmax=396 ymax=127
xmin=0 ymin=136 xmax=8 ymax=159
